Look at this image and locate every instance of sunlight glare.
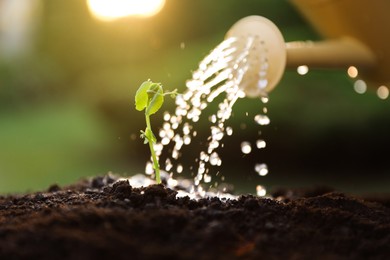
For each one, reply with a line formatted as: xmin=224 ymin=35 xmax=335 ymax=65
xmin=87 ymin=0 xmax=166 ymax=21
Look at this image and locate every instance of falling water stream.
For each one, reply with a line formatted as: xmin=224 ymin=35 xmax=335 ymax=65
xmin=131 ymin=36 xmax=272 ymax=198
xmin=124 ymin=25 xmax=390 ymax=198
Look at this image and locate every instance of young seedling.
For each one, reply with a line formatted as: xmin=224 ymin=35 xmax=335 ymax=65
xmin=135 ymin=80 xmax=177 ymax=184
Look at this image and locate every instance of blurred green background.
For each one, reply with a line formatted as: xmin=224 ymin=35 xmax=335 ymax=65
xmin=0 ymin=0 xmax=389 ymax=194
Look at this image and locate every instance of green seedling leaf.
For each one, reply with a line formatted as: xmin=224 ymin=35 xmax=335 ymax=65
xmin=135 ymin=80 xmax=153 ymax=111
xmin=146 ymin=83 xmax=164 ymax=116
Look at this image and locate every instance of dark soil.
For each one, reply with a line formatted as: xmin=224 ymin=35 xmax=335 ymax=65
xmin=0 ymin=175 xmax=389 ymax=259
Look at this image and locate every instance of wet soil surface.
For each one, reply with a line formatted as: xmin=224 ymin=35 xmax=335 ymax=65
xmin=0 ymin=175 xmax=389 ymax=259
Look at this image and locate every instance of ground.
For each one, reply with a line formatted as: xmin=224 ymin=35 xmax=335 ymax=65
xmin=0 ymin=175 xmax=389 ymax=259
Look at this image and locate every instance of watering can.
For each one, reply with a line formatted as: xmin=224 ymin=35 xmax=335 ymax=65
xmin=226 ymin=0 xmax=390 ymax=97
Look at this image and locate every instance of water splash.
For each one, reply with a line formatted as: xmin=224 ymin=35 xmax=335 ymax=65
xmin=123 ymin=172 xmax=238 ymax=200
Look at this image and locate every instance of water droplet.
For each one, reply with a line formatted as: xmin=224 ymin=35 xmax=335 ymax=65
xmin=161 ymin=137 xmax=170 ymax=146
xmin=256 ymin=185 xmax=266 ymax=196
xmin=154 ymin=143 xmax=163 ymax=156
xmin=209 ymin=114 xmax=217 ymax=123
xmin=172 ymin=122 xmax=179 ymax=130
xmin=183 ymin=123 xmax=191 ymax=135
xmin=145 ymin=161 xmax=154 ymax=175
xmin=209 ymin=152 xmax=221 ymax=166
xmin=211 ymin=126 xmax=224 ymax=141
xmin=163 ymin=122 xmax=170 ymax=130
xmin=241 ymin=141 xmax=252 ymax=154
xmin=172 ymin=149 xmax=179 ymax=159
xmin=200 ymin=151 xmax=209 ymax=162
xmin=198 ymin=162 xmax=206 ymax=175
xmin=159 ymin=129 xmax=166 ymax=138
xmin=208 ymin=140 xmax=219 ymax=153
xmin=170 ymin=116 xmax=180 ymax=129
xmin=176 ymin=107 xmax=187 ymax=117
xmin=183 ymin=135 xmax=191 ymax=145
xmin=177 ymin=164 xmax=183 ymax=173
xmin=165 ymin=158 xmax=173 ymax=171
xmin=226 ymin=126 xmax=233 ymax=136
xmin=256 ymin=139 xmax=266 ymax=149
xmin=163 ymin=112 xmax=171 ymax=121
xmin=255 ymin=163 xmax=268 ymax=176
xmin=254 ymin=114 xmax=270 ymax=125
xmin=204 ymin=174 xmax=212 ymax=183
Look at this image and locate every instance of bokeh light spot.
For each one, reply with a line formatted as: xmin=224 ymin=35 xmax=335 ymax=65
xmin=347 ymin=66 xmax=358 ymax=78
xmin=87 ymin=0 xmax=165 ymax=21
xmin=377 ymin=85 xmax=389 ymax=100
xmin=297 ymin=65 xmax=309 ymax=75
xmin=353 ymin=79 xmax=367 ymax=94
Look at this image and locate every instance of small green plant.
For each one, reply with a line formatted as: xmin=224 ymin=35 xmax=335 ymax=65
xmin=135 ymin=80 xmax=177 ymax=184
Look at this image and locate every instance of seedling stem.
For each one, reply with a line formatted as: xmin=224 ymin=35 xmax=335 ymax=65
xmin=134 ymin=80 xmax=177 ymax=184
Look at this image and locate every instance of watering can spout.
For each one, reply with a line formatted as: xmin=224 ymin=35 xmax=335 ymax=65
xmin=225 ymin=16 xmax=287 ymax=96
xmin=226 ymin=0 xmax=390 ymax=97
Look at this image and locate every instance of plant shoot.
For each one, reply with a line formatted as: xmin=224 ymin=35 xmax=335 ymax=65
xmin=135 ymin=80 xmax=177 ymax=184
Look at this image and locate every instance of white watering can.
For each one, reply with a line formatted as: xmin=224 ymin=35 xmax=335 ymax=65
xmin=225 ymin=0 xmax=390 ymax=97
